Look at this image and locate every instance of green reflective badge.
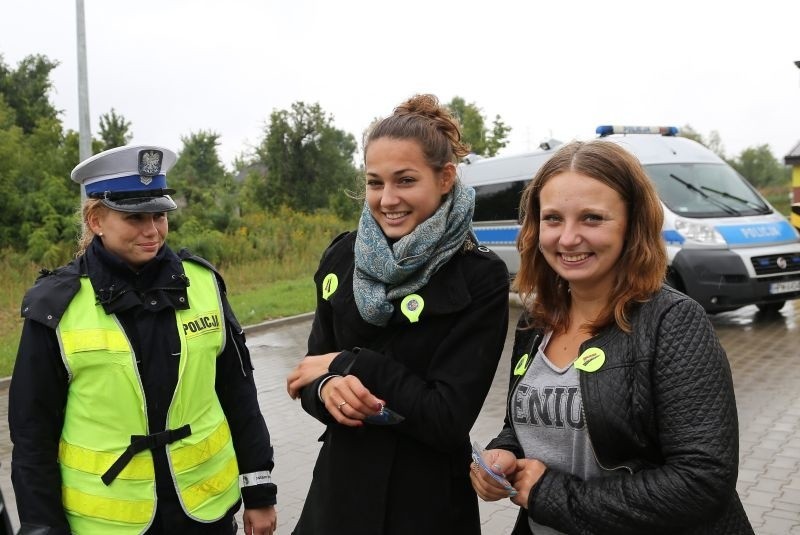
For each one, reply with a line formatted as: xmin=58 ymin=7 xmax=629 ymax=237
xmin=574 ymin=347 xmax=605 ymax=372
xmin=322 ymin=273 xmax=338 ymax=300
xmin=400 ymin=294 xmax=424 ymax=323
xmin=514 ymin=353 xmax=530 ymax=376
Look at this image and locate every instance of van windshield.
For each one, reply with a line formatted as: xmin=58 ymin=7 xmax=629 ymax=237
xmin=645 ymin=163 xmax=770 ymax=218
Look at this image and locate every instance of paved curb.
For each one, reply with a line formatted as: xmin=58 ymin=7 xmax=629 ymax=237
xmin=243 ymin=312 xmax=316 ymax=336
xmin=0 ymin=312 xmax=318 ymax=388
xmin=239 ymin=292 xmax=523 ymax=335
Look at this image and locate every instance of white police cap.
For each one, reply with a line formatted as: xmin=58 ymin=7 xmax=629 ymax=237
xmin=71 ymin=145 xmax=178 ymax=213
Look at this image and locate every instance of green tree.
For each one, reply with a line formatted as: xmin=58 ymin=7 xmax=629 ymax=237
xmin=486 ymin=114 xmax=511 ymax=157
xmin=248 ymin=102 xmax=358 ymax=214
xmin=18 ymin=117 xmax=80 ymax=258
xmin=169 ymin=131 xmax=237 ymax=231
xmin=446 ymin=97 xmax=511 ymax=157
xmin=679 ymin=124 xmax=702 ymax=144
xmin=0 ymin=97 xmax=27 ymax=247
xmin=0 ymin=54 xmax=87 ymax=259
xmin=0 ymin=54 xmax=59 ymax=134
xmin=24 ymin=172 xmax=80 ymax=265
xmin=706 ymin=131 xmax=725 ymax=159
xmin=679 ymin=124 xmax=725 ymax=158
xmin=98 ymin=108 xmax=132 ymax=149
xmin=729 ymin=144 xmax=790 ymax=188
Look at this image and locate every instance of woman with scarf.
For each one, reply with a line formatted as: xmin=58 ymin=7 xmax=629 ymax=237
xmin=10 ymin=145 xmax=277 ymax=535
xmin=286 ymin=94 xmax=510 ymax=534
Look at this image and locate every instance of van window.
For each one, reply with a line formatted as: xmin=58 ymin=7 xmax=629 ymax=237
xmin=473 ymin=180 xmax=528 ymax=222
xmin=645 ymin=163 xmax=770 ymax=218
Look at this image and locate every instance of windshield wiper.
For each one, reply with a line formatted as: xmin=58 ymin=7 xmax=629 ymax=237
xmin=700 ymin=185 xmax=770 ymax=213
xmin=668 ymin=174 xmax=740 ymax=215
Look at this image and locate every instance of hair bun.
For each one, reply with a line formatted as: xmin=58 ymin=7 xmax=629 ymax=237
xmin=365 ymin=93 xmax=471 ymax=166
xmin=394 ymin=94 xmax=442 ymax=120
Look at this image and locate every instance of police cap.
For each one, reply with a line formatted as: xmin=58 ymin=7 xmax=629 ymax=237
xmin=71 ymin=145 xmax=178 ymax=213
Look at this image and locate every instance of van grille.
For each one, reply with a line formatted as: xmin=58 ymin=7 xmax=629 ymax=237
xmin=750 ymin=253 xmax=800 ymax=275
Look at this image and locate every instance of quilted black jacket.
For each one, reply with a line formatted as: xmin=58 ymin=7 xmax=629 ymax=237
xmin=487 ymin=286 xmax=754 ymax=534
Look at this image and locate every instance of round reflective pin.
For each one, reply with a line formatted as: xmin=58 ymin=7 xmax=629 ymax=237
xmin=400 ymin=294 xmax=424 ymax=323
xmin=322 ymin=273 xmax=338 ymax=300
xmin=514 ymin=353 xmax=530 ymax=376
xmin=477 ymin=246 xmax=491 ymax=253
xmin=574 ymin=347 xmax=605 ymax=372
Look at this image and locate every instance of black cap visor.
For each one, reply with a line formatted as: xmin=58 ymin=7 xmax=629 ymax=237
xmin=90 ymin=189 xmax=178 ymax=213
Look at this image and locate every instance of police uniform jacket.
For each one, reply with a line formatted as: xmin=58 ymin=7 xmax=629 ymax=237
xmin=9 ymin=238 xmax=277 ymax=534
xmin=487 ymin=286 xmax=754 ymax=535
xmin=294 ymin=231 xmax=510 ymax=535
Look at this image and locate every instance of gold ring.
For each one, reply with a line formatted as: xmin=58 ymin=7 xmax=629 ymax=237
xmin=337 ymin=400 xmax=348 ymax=409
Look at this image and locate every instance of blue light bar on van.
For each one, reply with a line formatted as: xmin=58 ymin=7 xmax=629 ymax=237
xmin=596 ymin=125 xmax=679 ymax=137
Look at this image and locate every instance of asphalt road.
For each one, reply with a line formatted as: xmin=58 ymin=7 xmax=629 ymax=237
xmin=0 ymin=299 xmax=799 ymax=534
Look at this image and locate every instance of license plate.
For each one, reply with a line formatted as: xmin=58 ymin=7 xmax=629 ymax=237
xmin=769 ymin=280 xmax=800 ymax=294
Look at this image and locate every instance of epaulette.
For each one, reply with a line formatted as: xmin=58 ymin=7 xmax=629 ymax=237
xmin=326 ymin=231 xmax=351 ymax=252
xmin=21 ymin=259 xmax=84 ymax=329
xmin=176 ymin=248 xmax=245 ymax=331
xmin=463 ymin=235 xmax=496 ymax=258
xmin=318 ymin=231 xmax=355 ymax=268
xmin=177 ymin=248 xmax=227 ymax=294
xmin=177 ymin=247 xmax=219 ymax=273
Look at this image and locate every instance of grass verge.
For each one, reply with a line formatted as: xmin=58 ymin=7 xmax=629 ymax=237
xmin=226 ymin=276 xmax=316 ymax=326
xmin=0 ymin=271 xmax=317 ymax=379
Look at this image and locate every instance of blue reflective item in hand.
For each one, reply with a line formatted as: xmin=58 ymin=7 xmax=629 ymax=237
xmin=471 ymin=441 xmax=517 ymax=496
xmin=364 ymin=405 xmax=405 ymax=425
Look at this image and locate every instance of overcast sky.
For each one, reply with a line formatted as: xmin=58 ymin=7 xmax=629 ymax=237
xmin=2 ymin=0 xmax=800 ymax=168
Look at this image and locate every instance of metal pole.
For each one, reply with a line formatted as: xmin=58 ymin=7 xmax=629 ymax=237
xmin=76 ymin=0 xmax=91 ymax=205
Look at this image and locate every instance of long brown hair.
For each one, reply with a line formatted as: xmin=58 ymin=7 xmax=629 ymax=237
xmin=515 ymin=140 xmax=667 ymax=333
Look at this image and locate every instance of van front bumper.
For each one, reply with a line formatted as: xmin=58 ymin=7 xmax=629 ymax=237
xmin=671 ymin=248 xmax=800 ymax=312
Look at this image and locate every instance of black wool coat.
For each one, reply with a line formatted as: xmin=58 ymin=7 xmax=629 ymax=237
xmin=293 ymin=231 xmax=510 ymax=535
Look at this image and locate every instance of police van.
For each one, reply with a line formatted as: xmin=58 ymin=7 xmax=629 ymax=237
xmin=459 ymin=126 xmax=800 ymax=314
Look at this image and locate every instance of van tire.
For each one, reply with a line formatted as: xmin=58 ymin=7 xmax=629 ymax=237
xmin=757 ymin=301 xmax=785 ymax=314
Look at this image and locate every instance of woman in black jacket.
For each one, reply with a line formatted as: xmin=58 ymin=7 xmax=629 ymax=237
xmin=470 ymin=140 xmax=754 ymax=534
xmin=285 ymin=94 xmax=510 ymax=534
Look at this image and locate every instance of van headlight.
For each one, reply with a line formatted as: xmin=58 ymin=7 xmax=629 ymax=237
xmin=674 ymin=218 xmax=727 ymax=245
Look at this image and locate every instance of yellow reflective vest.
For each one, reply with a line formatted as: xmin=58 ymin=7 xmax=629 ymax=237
xmin=56 ymin=260 xmax=240 ymax=534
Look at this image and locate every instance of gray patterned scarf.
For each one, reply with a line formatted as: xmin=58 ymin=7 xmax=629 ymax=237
xmin=353 ymin=180 xmax=476 ymax=326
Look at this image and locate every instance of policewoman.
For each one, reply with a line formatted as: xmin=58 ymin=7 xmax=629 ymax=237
xmin=470 ymin=141 xmax=753 ymax=534
xmin=9 ymin=145 xmax=277 ymax=535
xmin=285 ymin=94 xmax=510 ymax=534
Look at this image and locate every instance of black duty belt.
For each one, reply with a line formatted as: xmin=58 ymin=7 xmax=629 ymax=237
xmin=101 ymin=424 xmax=192 ymax=486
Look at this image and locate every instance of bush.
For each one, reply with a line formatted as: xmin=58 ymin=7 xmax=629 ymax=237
xmin=165 ymin=206 xmax=353 ymax=269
